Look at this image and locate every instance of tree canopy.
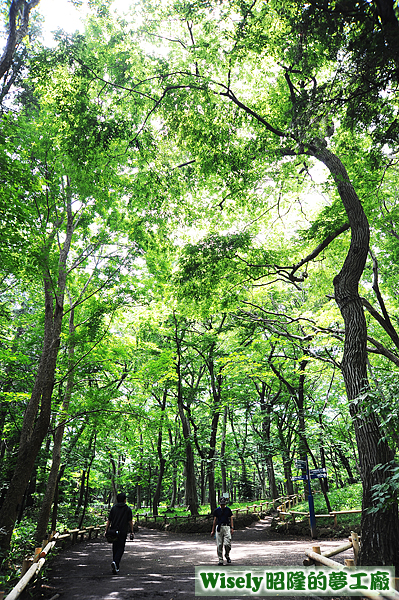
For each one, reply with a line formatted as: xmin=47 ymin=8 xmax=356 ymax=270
xmin=1 ymin=0 xmax=399 ymax=572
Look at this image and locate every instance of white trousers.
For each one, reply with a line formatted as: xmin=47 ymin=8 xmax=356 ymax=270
xmin=216 ymin=525 xmax=231 ymax=560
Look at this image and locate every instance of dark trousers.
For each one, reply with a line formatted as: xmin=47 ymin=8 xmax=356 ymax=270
xmin=112 ymin=535 xmax=126 ymax=568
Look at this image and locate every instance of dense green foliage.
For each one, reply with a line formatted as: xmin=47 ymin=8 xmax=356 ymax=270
xmin=1 ymin=0 xmax=399 ymax=580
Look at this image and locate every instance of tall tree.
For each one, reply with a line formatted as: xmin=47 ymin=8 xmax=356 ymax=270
xmin=0 ymin=39 xmax=148 ymax=550
xmin=120 ymin=0 xmax=399 ymax=564
xmin=173 ymin=314 xmax=199 ymax=515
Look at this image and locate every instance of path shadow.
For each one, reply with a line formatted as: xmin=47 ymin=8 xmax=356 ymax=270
xmin=38 ymin=518 xmax=354 ymax=600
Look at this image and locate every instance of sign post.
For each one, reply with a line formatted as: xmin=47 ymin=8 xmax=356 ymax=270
xmin=292 ymin=457 xmax=327 ymax=539
xmin=306 ymin=455 xmax=317 ymax=539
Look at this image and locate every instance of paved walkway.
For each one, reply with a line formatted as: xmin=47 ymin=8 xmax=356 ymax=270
xmin=41 ymin=519 xmax=353 ymax=600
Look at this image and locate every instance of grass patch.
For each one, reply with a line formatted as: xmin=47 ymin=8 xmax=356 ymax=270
xmin=295 ymin=484 xmax=361 ymax=513
xmin=281 ymin=484 xmax=362 ymax=532
xmin=155 ymin=499 xmax=270 ymax=518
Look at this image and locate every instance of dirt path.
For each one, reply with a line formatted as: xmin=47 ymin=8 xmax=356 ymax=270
xmin=40 ymin=518 xmax=353 ymax=600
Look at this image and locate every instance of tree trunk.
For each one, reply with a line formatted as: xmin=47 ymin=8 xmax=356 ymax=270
xmin=169 ymin=473 xmax=177 ymax=507
xmin=1 ymin=310 xmax=57 ymax=541
xmin=178 ymin=413 xmax=199 ymax=515
xmin=153 ymin=458 xmax=166 ymax=516
xmin=0 ymin=0 xmax=41 ymax=81
xmin=283 ymin=460 xmax=294 ymax=495
xmin=205 ymin=351 xmax=223 ymax=513
xmin=0 ymin=194 xmax=74 ymax=552
xmin=34 ymin=307 xmax=76 ymax=544
xmin=277 ymin=422 xmax=295 ymax=497
xmin=200 ymin=462 xmax=206 ymax=504
xmin=50 ymin=464 xmax=65 ymax=533
xmin=16 ymin=475 xmax=34 ymax=524
xmin=168 ymin=429 xmax=177 ymax=507
xmin=206 ymin=407 xmax=219 ymax=513
xmin=173 ymin=314 xmax=199 ymax=516
xmin=255 ymin=382 xmax=280 ymax=499
xmin=108 ymin=448 xmax=118 ymax=505
xmin=220 ymin=407 xmax=228 ymax=493
xmin=152 ymin=391 xmax=168 ymax=516
xmin=147 ymin=464 xmax=152 ymax=509
xmin=78 ymin=435 xmax=96 ymax=529
xmin=265 ymin=456 xmax=279 ymax=499
xmin=335 ymin=443 xmax=357 ymax=483
xmin=75 ymin=470 xmax=86 ymax=517
xmin=314 ymin=143 xmax=399 ymax=568
xmin=320 ymin=479 xmax=332 ymax=513
xmin=0 ymin=288 xmax=61 ymax=550
xmin=208 ymin=462 xmax=217 ymax=512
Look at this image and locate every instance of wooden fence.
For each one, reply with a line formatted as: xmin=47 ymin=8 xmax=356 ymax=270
xmin=304 ymin=534 xmax=399 ymax=600
xmin=1 ymin=495 xmax=308 ymax=599
xmin=275 ymin=491 xmax=363 ymax=530
xmin=2 ymin=523 xmax=104 ymax=600
xmin=303 ymin=532 xmax=360 ymax=566
xmin=277 ymin=500 xmax=362 ymax=529
xmin=134 ymin=498 xmax=282 ymax=525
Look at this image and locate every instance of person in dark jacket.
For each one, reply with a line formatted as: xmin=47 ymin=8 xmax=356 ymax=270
xmin=210 ymin=496 xmax=234 ymax=565
xmin=105 ymin=492 xmax=134 ymax=574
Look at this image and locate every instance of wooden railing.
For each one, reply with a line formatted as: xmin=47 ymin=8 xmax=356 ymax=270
xmin=3 ymin=523 xmax=104 ymax=600
xmin=275 ymin=491 xmax=362 ymax=528
xmin=277 ymin=503 xmax=362 ymax=528
xmin=304 ymin=534 xmax=399 ymax=600
xmin=274 ymin=493 xmax=305 ymax=515
xmin=135 ymin=499 xmax=279 ymax=524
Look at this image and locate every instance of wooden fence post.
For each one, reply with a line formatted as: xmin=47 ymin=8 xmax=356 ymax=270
xmin=69 ymin=529 xmax=79 ymax=544
xmin=33 ymin=548 xmax=42 ymax=563
xmin=20 ymin=559 xmax=33 ymax=577
xmin=351 ymin=531 xmax=360 ymax=565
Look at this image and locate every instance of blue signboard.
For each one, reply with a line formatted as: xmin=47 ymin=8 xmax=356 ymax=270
xmin=295 ymin=460 xmax=307 ymax=470
xmin=290 ymin=457 xmax=327 ymax=538
xmin=309 ymin=468 xmax=327 ymax=479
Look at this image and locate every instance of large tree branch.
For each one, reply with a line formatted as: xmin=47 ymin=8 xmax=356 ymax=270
xmin=234 ymin=222 xmax=349 ymax=284
xmin=361 ymin=296 xmax=399 ymax=350
xmin=361 ymin=250 xmax=399 ymax=350
xmin=0 ymin=0 xmax=40 ymax=81
xmin=289 ymin=222 xmax=350 ymax=281
xmin=220 ymin=87 xmax=286 ymax=137
xmin=367 ymin=336 xmax=399 ymax=368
